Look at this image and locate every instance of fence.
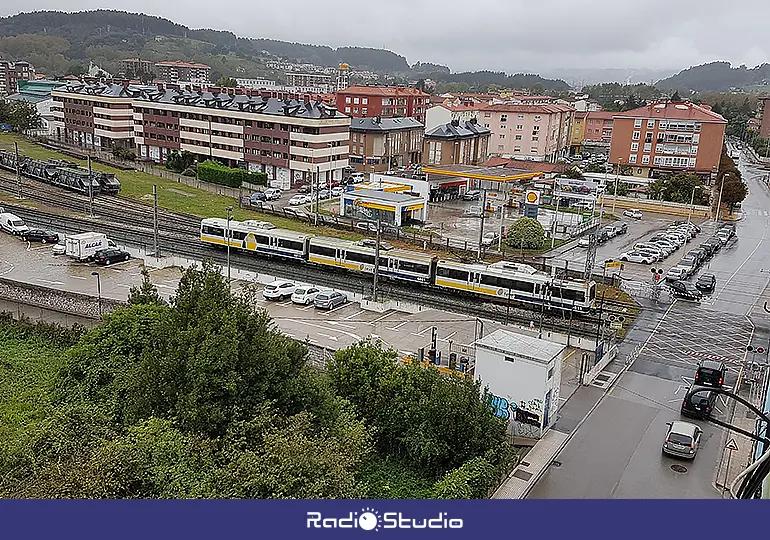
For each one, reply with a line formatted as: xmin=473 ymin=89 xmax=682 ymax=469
xmin=599 ymin=194 xmax=711 ymax=218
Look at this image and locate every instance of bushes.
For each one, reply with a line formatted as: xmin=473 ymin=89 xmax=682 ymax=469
xmin=196 ymin=159 xmax=267 ymax=188
xmin=505 ymin=217 xmax=546 ymax=249
xmin=111 ymin=147 xmax=136 ymax=161
xmin=431 ymin=457 xmax=497 ymax=499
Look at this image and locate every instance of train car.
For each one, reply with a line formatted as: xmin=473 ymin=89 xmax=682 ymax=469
xmin=51 ymin=167 xmax=101 ymax=195
xmin=94 ymin=172 xmax=121 ymax=195
xmin=308 ymin=237 xmax=435 ymax=283
xmin=200 ymin=218 xmax=310 ymax=261
xmin=434 ymin=260 xmax=596 ymax=311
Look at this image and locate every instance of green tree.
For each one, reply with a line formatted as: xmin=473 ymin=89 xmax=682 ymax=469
xmin=127 ymin=267 xmax=164 ymax=306
xmin=609 ymin=181 xmax=630 ymax=196
xmin=505 ymin=217 xmax=546 ymax=249
xmin=562 ymin=167 xmax=583 ymax=179
xmin=585 ymin=163 xmax=605 ymax=173
xmin=0 ymin=101 xmax=42 ymax=133
xmin=431 ymin=457 xmax=497 ymax=499
xmin=216 ymin=77 xmax=238 ymax=87
xmin=716 ymin=173 xmax=748 ymax=212
xmin=656 ymin=173 xmax=709 ymax=205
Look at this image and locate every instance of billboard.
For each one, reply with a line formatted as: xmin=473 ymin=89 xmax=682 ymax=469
xmin=555 ymin=179 xmax=599 ymax=201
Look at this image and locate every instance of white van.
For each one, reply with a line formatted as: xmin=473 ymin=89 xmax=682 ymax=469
xmin=0 ymin=213 xmax=29 ymax=235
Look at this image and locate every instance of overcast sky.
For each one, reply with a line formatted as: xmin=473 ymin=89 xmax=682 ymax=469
xmin=2 ymin=1 xmax=769 ymax=73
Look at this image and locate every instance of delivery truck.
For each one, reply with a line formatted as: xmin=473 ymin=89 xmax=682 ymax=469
xmin=65 ymin=232 xmax=117 ymax=262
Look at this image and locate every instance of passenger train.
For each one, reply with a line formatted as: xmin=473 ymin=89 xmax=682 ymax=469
xmin=200 ymin=217 xmax=597 ymax=312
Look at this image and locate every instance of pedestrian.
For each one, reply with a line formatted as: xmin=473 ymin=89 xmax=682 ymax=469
xmin=529 ymin=320 xmax=535 ymax=330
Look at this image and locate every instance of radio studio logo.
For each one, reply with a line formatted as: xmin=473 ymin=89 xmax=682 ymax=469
xmin=306 ymin=507 xmax=463 ymax=531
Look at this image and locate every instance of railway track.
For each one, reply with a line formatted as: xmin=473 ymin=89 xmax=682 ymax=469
xmin=0 ymin=170 xmax=200 ymax=237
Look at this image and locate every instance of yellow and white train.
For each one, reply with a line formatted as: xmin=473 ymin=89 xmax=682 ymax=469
xmin=200 ymin=217 xmax=597 ymax=311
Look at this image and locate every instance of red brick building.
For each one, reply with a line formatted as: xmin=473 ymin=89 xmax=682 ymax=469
xmin=0 ymin=60 xmax=35 ymax=96
xmin=609 ymin=100 xmax=727 ymax=179
xmin=583 ymin=111 xmax=615 ymax=144
xmin=757 ymin=96 xmax=770 ymax=139
xmin=336 ymin=85 xmax=429 ymax=123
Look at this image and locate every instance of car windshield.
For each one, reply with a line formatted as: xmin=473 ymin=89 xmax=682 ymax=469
xmin=316 ymin=294 xmax=329 ymax=301
xmin=11 ymin=220 xmax=24 ymax=226
xmin=668 ymin=433 xmax=692 ymax=445
xmin=265 ymin=285 xmax=276 ymax=291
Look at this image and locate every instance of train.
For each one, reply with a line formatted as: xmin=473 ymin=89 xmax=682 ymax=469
xmin=0 ymin=150 xmax=121 ymax=195
xmin=200 ymin=217 xmax=598 ymax=312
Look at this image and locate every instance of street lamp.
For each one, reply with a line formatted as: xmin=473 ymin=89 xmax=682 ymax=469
xmin=226 ymin=205 xmax=233 ymax=282
xmin=91 ymin=271 xmax=102 ymax=318
xmin=715 ymin=173 xmax=727 ymax=223
xmin=611 ymin=157 xmax=622 ymax=217
xmin=687 ymin=185 xmax=703 ymax=225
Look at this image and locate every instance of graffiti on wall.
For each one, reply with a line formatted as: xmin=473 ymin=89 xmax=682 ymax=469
xmin=486 ymin=392 xmax=544 ymax=435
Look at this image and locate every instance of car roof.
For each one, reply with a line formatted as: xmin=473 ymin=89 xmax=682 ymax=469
xmin=670 ymin=421 xmax=699 ymax=436
xmin=698 ymin=273 xmax=715 ymax=279
xmin=699 ymin=360 xmax=724 ymax=370
xmin=268 ymin=280 xmax=293 ymax=285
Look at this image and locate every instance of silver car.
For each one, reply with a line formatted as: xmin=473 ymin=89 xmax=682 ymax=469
xmin=314 ymin=290 xmax=347 ymax=310
xmin=662 ymin=421 xmax=702 ymax=459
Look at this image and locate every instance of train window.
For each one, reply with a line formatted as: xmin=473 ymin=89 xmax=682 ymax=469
xmin=480 ymin=274 xmax=499 ymax=287
xmin=232 ymin=230 xmax=247 ymax=241
xmin=398 ymin=260 xmax=429 ymax=275
xmin=254 ymin=234 xmax=270 ymax=245
xmin=589 ymin=285 xmax=596 ymax=301
xmin=309 ymin=244 xmax=336 ymax=258
xmin=202 ymin=225 xmax=225 ymax=237
xmin=346 ymin=251 xmax=375 ymax=265
xmin=550 ymin=287 xmax=562 ymax=298
xmin=277 ymin=238 xmax=304 ymax=252
xmin=438 ymin=267 xmax=469 ymax=281
xmin=511 ymin=280 xmax=534 ymax=293
xmin=379 ymin=257 xmax=389 ymax=267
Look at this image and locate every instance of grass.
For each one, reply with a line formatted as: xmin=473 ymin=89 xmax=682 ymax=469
xmin=0 ymin=134 xmax=364 ymax=241
xmin=0 ymin=322 xmax=67 ymax=442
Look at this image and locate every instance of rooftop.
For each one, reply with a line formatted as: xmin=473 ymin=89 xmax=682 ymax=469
xmin=53 ymin=81 xmax=149 ymax=99
xmin=344 ymin=189 xmax=423 ymax=204
xmin=483 ymin=157 xmax=567 ymax=174
xmin=338 ymin=85 xmax=429 ymax=97
xmin=586 ymin=111 xmax=617 ymax=120
xmin=425 ymin=119 xmax=490 ymax=139
xmin=475 ymin=329 xmax=566 ymax=365
xmin=155 ymin=61 xmax=211 ymax=69
xmin=349 ymin=116 xmax=424 ymax=132
xmin=613 ymin=100 xmax=727 ymax=123
xmin=422 ymin=163 xmax=543 ymax=183
xmin=484 ymin=103 xmax=575 ymax=114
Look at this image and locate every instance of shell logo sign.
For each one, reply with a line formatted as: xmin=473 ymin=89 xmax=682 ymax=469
xmin=525 ymin=190 xmax=540 ymax=205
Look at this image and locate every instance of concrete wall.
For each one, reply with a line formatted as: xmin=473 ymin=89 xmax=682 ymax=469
xmin=598 ymin=194 xmax=711 ymax=218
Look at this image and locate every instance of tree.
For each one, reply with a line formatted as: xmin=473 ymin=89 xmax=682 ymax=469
xmin=0 ymin=101 xmax=42 ymax=133
xmin=216 ymin=77 xmax=237 ymax=87
xmin=671 ymin=90 xmax=682 ymax=102
xmin=139 ymin=71 xmax=156 ymax=85
xmin=562 ymin=167 xmax=583 ymax=179
xmin=651 ymin=173 xmax=709 ymax=205
xmin=609 ymin=181 xmax=630 ymax=196
xmin=716 ymin=173 xmax=748 ymax=212
xmin=165 ymin=150 xmax=196 ymax=173
xmin=585 ymin=163 xmax=604 ymax=174
xmin=127 ymin=267 xmax=164 ymax=306
xmin=505 ymin=217 xmax=546 ymax=249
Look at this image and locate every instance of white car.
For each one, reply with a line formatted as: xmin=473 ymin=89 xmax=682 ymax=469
xmin=331 ymin=186 xmax=344 ymax=197
xmin=665 ymin=266 xmax=688 ymax=282
xmin=288 ymin=194 xmax=311 ymax=206
xmin=263 ymin=188 xmax=282 ymax=201
xmin=578 ymin=237 xmax=591 ymax=248
xmin=572 ymin=201 xmax=594 ymax=210
xmin=262 ymin=280 xmax=296 ymax=300
xmin=350 ymin=173 xmax=366 ymax=183
xmin=624 ymin=209 xmax=643 ymax=219
xmin=633 ymin=244 xmax=665 ymax=260
xmin=619 ymin=251 xmax=654 ymax=264
xmin=663 ymin=234 xmax=686 ymax=247
xmin=52 ymin=242 xmax=66 ymax=256
xmin=481 ymin=232 xmax=499 ymax=247
xmin=291 ymin=286 xmax=322 ymax=305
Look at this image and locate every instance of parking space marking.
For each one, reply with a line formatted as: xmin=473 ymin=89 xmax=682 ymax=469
xmin=344 ymin=309 xmax=366 ymax=321
xmin=277 ymin=300 xmax=293 ymax=307
xmin=299 ymin=303 xmax=315 ymax=311
xmin=368 ymin=312 xmax=395 ymax=325
xmin=71 ymin=276 xmax=87 ymax=280
xmin=326 ymin=320 xmax=357 ymax=330
xmin=387 ymin=320 xmax=410 ymax=331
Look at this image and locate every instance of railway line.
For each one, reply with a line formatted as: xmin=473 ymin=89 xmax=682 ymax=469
xmin=0 ymin=169 xmax=200 ymax=237
xmin=4 ymin=202 xmax=638 ymax=338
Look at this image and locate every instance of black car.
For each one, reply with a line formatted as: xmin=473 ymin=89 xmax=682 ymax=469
xmin=695 ymin=273 xmax=716 ymax=294
xmin=704 ymin=238 xmax=722 ymax=253
xmin=669 ymin=280 xmax=703 ymax=301
xmin=94 ymin=248 xmax=130 ymax=266
xmin=694 ymin=360 xmax=725 ymax=388
xmin=296 ymin=184 xmax=311 ymax=194
xmin=674 ymin=220 xmax=702 ymax=233
xmin=20 ymin=229 xmax=59 ymax=243
xmin=681 ymin=385 xmax=717 ymax=419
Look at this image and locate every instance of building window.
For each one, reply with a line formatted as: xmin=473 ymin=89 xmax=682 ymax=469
xmin=353 ymin=108 xmax=358 ymax=113
xmin=514 ymin=146 xmax=521 ymax=152
xmin=501 ymin=114 xmax=507 ymax=122
xmin=645 ymin=132 xmax=652 ymax=143
xmin=647 ymin=119 xmax=655 ymax=129
xmin=499 ymin=134 xmax=505 ymax=139
xmin=362 ymin=98 xmax=368 ymax=105
xmin=531 ymin=147 xmax=538 ymax=153
xmin=518 ymin=114 xmax=524 ymax=119
xmin=532 ymin=136 xmax=538 ymax=141
xmin=643 ymin=143 xmax=652 ymax=152
xmin=630 ymin=142 xmax=639 ymax=151
xmin=629 ymin=154 xmax=637 ymax=164
xmin=498 ymin=145 xmax=505 ymax=151
xmin=548 ymin=367 xmax=554 ymax=379
xmin=515 ymin=134 xmax=522 ymax=140
xmin=632 ymin=131 xmax=640 ymax=141
xmin=634 ymin=118 xmax=642 ymax=128
xmin=534 ymin=115 xmax=541 ymax=121
xmin=484 ymin=124 xmax=490 ymax=128
xmin=345 ymin=97 xmax=351 ymax=104
xmin=345 ymin=107 xmax=350 ymax=113
xmin=484 ymin=112 xmax=491 ymax=118
xmin=516 ymin=124 xmax=523 ymax=130
xmin=362 ymin=108 xmax=367 ymax=115
xmin=642 ymin=155 xmax=650 ymax=164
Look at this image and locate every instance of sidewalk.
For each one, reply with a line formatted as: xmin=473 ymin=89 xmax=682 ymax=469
xmin=492 ymin=428 xmax=568 ymax=499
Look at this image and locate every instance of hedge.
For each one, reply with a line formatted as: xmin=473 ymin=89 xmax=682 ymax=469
xmin=196 ymin=160 xmax=267 ymax=188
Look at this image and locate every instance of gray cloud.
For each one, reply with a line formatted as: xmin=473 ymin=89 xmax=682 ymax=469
xmin=1 ymin=0 xmax=768 ymax=73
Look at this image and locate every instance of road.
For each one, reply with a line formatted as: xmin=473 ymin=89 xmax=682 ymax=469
xmin=528 ymin=151 xmax=769 ymax=499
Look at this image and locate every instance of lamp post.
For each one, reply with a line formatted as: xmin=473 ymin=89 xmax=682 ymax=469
xmin=373 ymin=209 xmax=381 ymax=301
xmin=611 ymin=157 xmax=622 ymax=217
xmin=715 ymin=173 xmax=726 ymax=223
xmin=687 ymin=184 xmax=702 ymax=225
xmin=91 ymin=271 xmax=102 ymax=318
xmin=226 ymin=205 xmax=233 ymax=282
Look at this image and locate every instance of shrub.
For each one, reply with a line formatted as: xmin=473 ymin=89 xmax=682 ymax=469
xmin=196 ymin=160 xmax=267 ymax=188
xmin=431 ymin=457 xmax=497 ymax=499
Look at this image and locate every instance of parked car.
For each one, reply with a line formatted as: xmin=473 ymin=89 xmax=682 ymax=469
xmin=681 ymin=386 xmax=717 ymax=419
xmin=0 ymin=212 xmax=29 ymax=235
xmin=297 ymin=184 xmax=311 ymax=194
xmin=715 ymin=232 xmax=731 ymax=245
xmin=665 ymin=266 xmax=689 ymax=282
xmin=464 ymin=205 xmax=483 ymax=218
xmin=688 ymin=248 xmax=709 ymax=264
xmin=651 ymin=239 xmax=678 ymax=253
xmin=677 ymin=257 xmax=698 ymax=276
xmin=619 ymin=251 xmax=654 ymax=264
xmin=20 ymin=229 xmax=59 ymax=244
xmin=623 ymin=208 xmax=643 ymax=219
xmin=674 ymin=220 xmax=701 ymax=233
xmin=350 ymin=172 xmax=366 ymax=183
xmin=314 ymin=290 xmax=347 ymax=310
xmin=249 ymin=191 xmax=267 ymax=204
xmin=318 ymin=189 xmax=331 ymax=200
xmin=288 ymin=194 xmax=311 ymax=206
xmin=462 ymin=189 xmax=481 ymax=201
xmin=704 ymin=238 xmax=723 ymax=252
xmin=52 ymin=242 xmax=66 ymax=256
xmin=263 ymin=188 xmax=282 ymax=201
xmin=650 ymin=235 xmax=679 ymax=250
xmin=662 ymin=234 xmax=686 ymax=247
xmin=636 ymin=248 xmax=663 ymax=262
xmin=668 ymin=280 xmax=703 ymax=301
xmin=635 ymin=242 xmax=668 ymax=258
xmin=695 ymin=360 xmax=726 ymax=388
xmin=572 ymin=201 xmax=594 ymax=210
xmin=291 ymin=286 xmax=322 ymax=305
xmin=481 ymin=231 xmax=499 ymax=247
xmin=331 ymin=186 xmax=344 ymax=197
xmin=262 ymin=280 xmax=296 ymax=300
xmin=355 ymin=221 xmax=380 ymax=232
xmin=94 ymin=248 xmax=131 ymax=266
xmin=601 ymin=225 xmax=618 ymax=239
xmin=695 ymin=273 xmax=717 ymax=294
xmin=719 ymin=224 xmax=736 ymax=238
xmin=578 ymin=237 xmax=591 ymax=248
xmin=614 ymin=222 xmax=628 ymax=235
xmin=662 ymin=421 xmax=703 ymax=460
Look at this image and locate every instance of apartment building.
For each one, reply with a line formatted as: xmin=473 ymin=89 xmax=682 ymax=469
xmin=424 ymin=119 xmax=490 ymax=166
xmin=336 ymin=85 xmax=430 ymax=124
xmin=570 ymin=112 xmax=586 ymax=153
xmin=481 ymin=103 xmax=575 ymax=162
xmin=424 ymin=103 xmax=489 ymax=132
xmin=133 ymin=88 xmax=350 ymax=187
xmin=757 ymin=96 xmax=770 ymax=139
xmin=609 ymin=100 xmax=727 ymax=179
xmin=154 ymin=62 xmax=211 ymax=84
xmin=50 ymin=81 xmax=137 ymax=150
xmin=583 ymin=111 xmax=615 ymax=146
xmin=349 ymin=116 xmax=423 ymax=173
xmin=118 ymin=58 xmax=154 ymax=76
xmin=284 ymin=72 xmax=333 ymax=92
xmin=0 ymin=60 xmax=35 ymax=96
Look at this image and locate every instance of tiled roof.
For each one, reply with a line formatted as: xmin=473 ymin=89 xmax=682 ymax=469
xmin=425 ymin=120 xmax=490 ymax=139
xmin=53 ymin=81 xmax=148 ymax=98
xmin=155 ymin=61 xmax=211 ymax=69
xmin=338 ymin=85 xmax=429 ymax=97
xmin=483 ymin=103 xmax=575 ymax=114
xmin=517 ymin=95 xmax=556 ymax=101
xmin=613 ymin=101 xmax=727 ymax=123
xmin=349 ymin=116 xmax=424 ymax=132
xmin=586 ymin=111 xmax=616 ymax=120
xmin=446 ymin=102 xmax=488 ymax=112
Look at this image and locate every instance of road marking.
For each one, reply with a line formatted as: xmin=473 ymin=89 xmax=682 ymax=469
xmin=326 ymin=320 xmax=357 ymax=330
xmin=71 ymin=276 xmax=87 ymax=280
xmin=299 ymin=303 xmax=315 ymax=311
xmin=35 ymin=278 xmax=64 ymax=285
xmin=344 ymin=309 xmax=366 ymax=320
xmin=714 ymin=223 xmax=767 ymax=302
xmin=387 ymin=320 xmax=410 ymax=331
xmin=277 ymin=300 xmax=293 ymax=307
xmin=439 ymin=330 xmax=458 ymax=341
xmin=317 ymin=332 xmax=339 ymax=342
xmin=368 ymin=312 xmax=395 ymax=325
